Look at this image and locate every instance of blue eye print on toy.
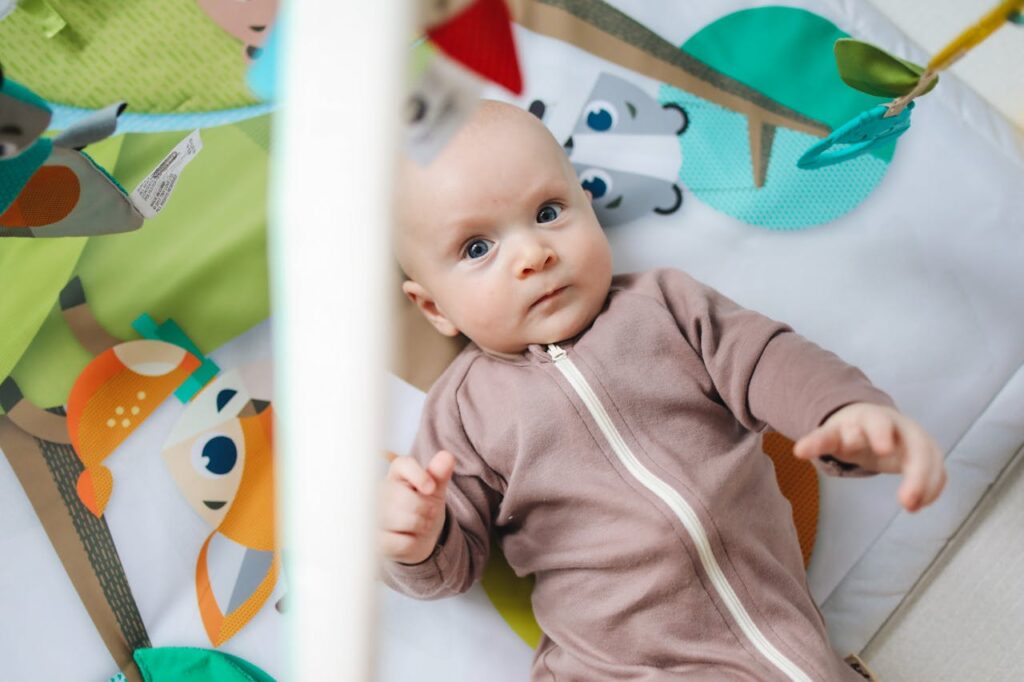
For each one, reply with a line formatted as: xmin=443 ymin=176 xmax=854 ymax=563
xmin=192 ymin=435 xmax=238 ymax=477
xmin=584 ymin=100 xmax=618 ymax=132
xmin=537 ymin=204 xmax=561 ymax=223
xmin=465 ymin=239 xmax=492 ymax=259
xmin=216 ymin=389 xmax=238 ymax=412
xmin=579 ymin=168 xmax=613 ymax=200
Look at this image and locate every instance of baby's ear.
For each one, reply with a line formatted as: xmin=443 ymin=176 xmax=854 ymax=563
xmin=401 ymin=280 xmax=459 ymax=337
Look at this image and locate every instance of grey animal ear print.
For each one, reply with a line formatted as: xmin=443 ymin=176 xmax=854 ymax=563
xmin=576 ymin=164 xmax=683 ymax=225
xmin=567 ymin=73 xmax=688 ymax=226
xmin=662 ymin=102 xmax=689 ymax=135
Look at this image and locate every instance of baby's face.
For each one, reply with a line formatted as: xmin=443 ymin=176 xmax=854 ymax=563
xmin=398 ymin=102 xmax=612 ymax=355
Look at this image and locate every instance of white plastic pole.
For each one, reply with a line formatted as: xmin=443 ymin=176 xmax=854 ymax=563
xmin=271 ymin=2 xmax=408 ymax=679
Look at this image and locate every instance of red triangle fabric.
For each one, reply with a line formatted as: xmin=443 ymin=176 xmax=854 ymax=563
xmin=427 ymin=0 xmax=523 ymax=94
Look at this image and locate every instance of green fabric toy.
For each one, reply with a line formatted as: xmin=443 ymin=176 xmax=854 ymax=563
xmin=833 ymin=39 xmax=938 ymax=98
xmin=107 ymin=647 xmax=276 ymax=682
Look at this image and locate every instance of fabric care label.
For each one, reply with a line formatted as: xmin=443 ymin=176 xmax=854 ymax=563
xmin=130 ymin=129 xmax=203 ymax=218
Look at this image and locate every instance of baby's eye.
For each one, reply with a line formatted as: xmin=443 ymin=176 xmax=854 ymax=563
xmin=537 ymin=204 xmax=561 ymax=223
xmin=464 ymin=238 xmax=493 ymax=259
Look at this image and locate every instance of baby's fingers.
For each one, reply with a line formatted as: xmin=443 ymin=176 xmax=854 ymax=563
xmin=793 ymin=424 xmax=842 ymax=460
xmin=896 ymin=424 xmax=941 ymax=512
xmin=427 ymin=450 xmax=457 ymax=493
xmin=379 ymin=531 xmax=430 ymax=564
xmin=863 ymin=413 xmax=896 ymax=459
xmin=379 ymin=484 xmax=440 ymax=534
xmin=388 ymin=455 xmax=436 ymax=495
xmin=915 ymin=431 xmax=947 ymax=509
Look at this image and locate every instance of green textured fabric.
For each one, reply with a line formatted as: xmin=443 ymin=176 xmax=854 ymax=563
xmin=134 ymin=647 xmax=275 ymax=682
xmin=17 ymin=0 xmax=67 ymax=38
xmin=0 ymin=235 xmax=86 ymax=392
xmin=9 ymin=118 xmax=270 ymax=408
xmin=233 ymin=115 xmax=273 ymax=152
xmin=0 ymin=0 xmax=258 ymax=112
xmin=834 ymin=39 xmax=938 ymax=98
xmin=682 ymin=6 xmax=894 ymax=163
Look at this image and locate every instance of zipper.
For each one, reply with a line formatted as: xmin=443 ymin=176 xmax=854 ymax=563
xmin=546 ymin=344 xmax=812 ymax=682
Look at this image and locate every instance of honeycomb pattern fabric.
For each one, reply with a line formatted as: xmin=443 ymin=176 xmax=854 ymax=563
xmin=662 ymin=84 xmax=891 ymax=229
xmin=659 ymin=6 xmax=896 ymax=229
xmin=761 ymin=431 xmax=820 ymax=568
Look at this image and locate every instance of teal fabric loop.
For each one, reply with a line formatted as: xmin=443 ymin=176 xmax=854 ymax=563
xmin=798 ymin=103 xmax=913 ymax=169
xmin=1009 ymin=11 xmax=1023 ymax=25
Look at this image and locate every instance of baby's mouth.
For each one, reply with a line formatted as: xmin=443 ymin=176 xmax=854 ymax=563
xmin=531 ymin=286 xmax=568 ymax=309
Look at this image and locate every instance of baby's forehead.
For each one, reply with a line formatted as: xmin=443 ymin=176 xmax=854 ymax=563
xmin=393 ymin=101 xmax=572 ymax=234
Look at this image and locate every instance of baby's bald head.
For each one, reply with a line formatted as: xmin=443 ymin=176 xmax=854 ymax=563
xmin=393 ymin=100 xmax=575 ymax=279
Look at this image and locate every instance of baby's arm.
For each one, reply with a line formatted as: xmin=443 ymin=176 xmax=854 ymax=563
xmin=379 ymin=439 xmax=498 ymax=599
xmin=794 ymin=402 xmax=946 ymax=512
xmin=379 ymin=450 xmax=455 ymax=564
xmin=646 ymin=269 xmax=947 ymax=511
xmin=379 ymin=354 xmax=502 ymax=599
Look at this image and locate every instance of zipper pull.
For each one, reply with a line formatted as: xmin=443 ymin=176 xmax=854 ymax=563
xmin=546 ymin=344 xmax=567 ymax=362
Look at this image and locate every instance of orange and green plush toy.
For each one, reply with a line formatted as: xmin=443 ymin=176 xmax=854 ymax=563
xmin=0 ymin=64 xmax=145 ymax=237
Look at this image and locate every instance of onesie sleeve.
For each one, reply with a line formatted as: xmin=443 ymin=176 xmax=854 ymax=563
xmin=651 ymin=269 xmax=894 ymax=459
xmin=381 ymin=354 xmax=503 ymax=599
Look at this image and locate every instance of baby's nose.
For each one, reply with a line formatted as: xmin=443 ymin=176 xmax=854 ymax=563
xmin=515 ymin=239 xmax=557 ymax=278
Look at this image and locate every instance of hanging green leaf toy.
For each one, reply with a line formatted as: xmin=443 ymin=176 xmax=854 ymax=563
xmin=799 ymin=0 xmax=1023 ymax=169
xmin=0 ymin=63 xmax=147 ymax=237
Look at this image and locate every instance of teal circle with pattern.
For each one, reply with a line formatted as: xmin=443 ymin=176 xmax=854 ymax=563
xmin=662 ymin=7 xmax=896 ymax=230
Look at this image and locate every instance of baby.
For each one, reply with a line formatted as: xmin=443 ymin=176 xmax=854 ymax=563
xmin=381 ymin=100 xmax=945 ymax=681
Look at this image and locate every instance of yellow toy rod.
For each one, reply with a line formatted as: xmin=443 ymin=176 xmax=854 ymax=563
xmin=928 ymin=0 xmax=1024 ymax=72
xmin=885 ymin=0 xmax=1023 ymax=116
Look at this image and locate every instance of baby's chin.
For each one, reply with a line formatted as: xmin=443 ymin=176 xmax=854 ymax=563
xmin=522 ymin=309 xmax=602 ymax=352
xmin=468 ymin=294 xmax=606 ymax=355
xmin=471 ymin=323 xmax=587 ymax=357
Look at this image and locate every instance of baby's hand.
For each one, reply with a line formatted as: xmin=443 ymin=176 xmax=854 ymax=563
xmin=378 ymin=450 xmax=456 ymax=564
xmin=793 ymin=403 xmax=946 ymax=512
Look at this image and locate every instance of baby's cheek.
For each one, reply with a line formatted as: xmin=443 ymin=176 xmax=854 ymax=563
xmin=459 ymin=287 xmax=504 ymax=333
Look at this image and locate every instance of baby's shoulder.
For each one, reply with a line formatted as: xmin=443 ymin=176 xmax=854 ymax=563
xmin=423 ymin=343 xmax=487 ymax=402
xmin=609 ymin=267 xmax=710 ymax=306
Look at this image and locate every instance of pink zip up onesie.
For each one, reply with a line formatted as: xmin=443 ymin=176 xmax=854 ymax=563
xmin=384 ymin=269 xmax=890 ymax=681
